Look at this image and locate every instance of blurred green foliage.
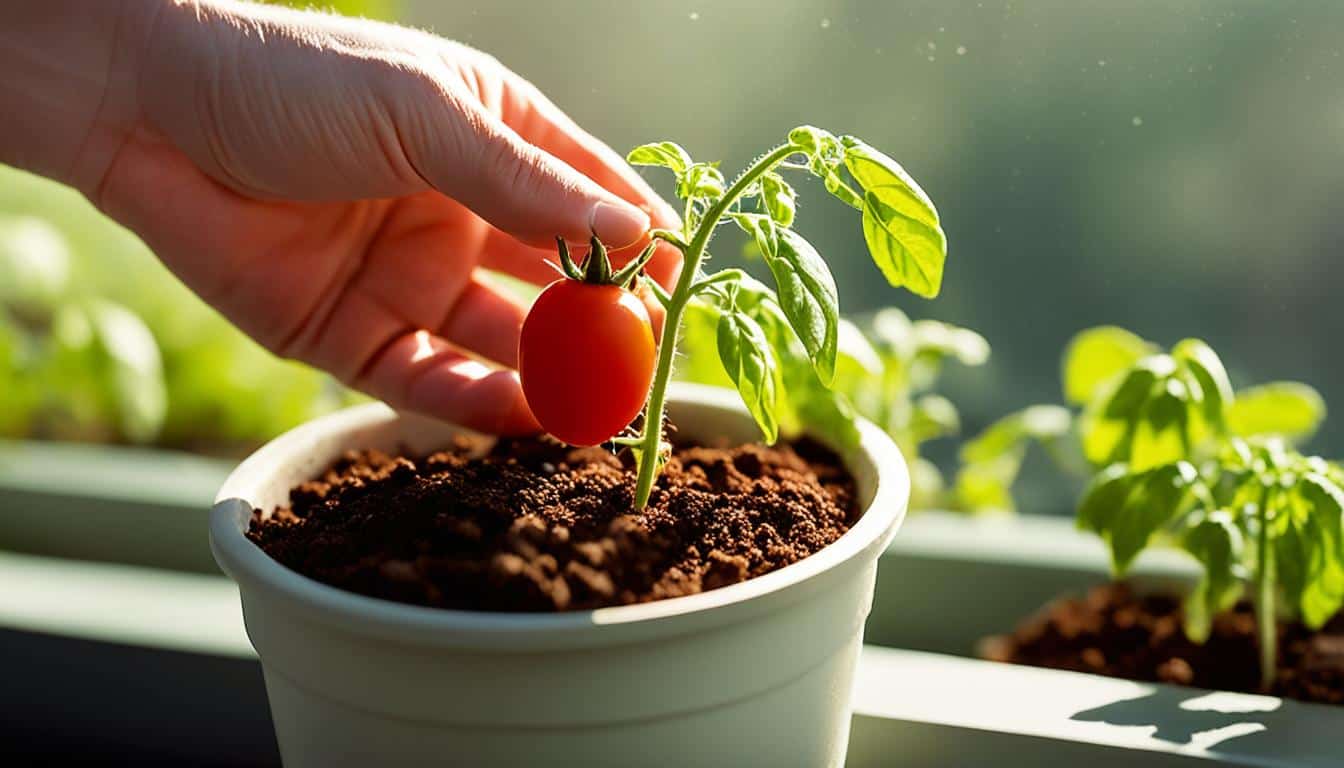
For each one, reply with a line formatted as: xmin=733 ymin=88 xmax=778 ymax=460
xmin=266 ymin=0 xmax=399 ymax=20
xmin=0 ymin=169 xmax=355 ymax=453
xmin=678 ymin=303 xmax=990 ymax=511
xmin=956 ymin=326 xmax=1330 ymax=515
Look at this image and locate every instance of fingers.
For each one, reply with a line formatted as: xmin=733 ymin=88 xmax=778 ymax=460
xmin=404 ymin=53 xmax=682 ymax=284
xmin=401 ymin=93 xmax=650 ymax=249
xmin=355 ymin=329 xmax=539 ymax=435
xmin=439 ymin=276 xmax=527 ymax=368
xmin=488 ymin=67 xmax=683 ymax=288
xmin=493 ymin=73 xmax=682 ymax=232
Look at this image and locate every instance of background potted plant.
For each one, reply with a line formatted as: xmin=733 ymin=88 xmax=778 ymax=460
xmin=847 ymin=329 xmax=1344 ymax=766
xmin=983 ymin=331 xmax=1344 ymax=701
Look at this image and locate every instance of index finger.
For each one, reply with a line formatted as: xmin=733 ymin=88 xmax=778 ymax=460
xmin=487 ymin=69 xmax=682 ymax=286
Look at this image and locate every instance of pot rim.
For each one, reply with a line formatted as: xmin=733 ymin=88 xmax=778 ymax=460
xmin=209 ymin=382 xmax=908 ymax=647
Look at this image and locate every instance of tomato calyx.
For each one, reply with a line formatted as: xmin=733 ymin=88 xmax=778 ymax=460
xmin=557 ymin=234 xmax=658 ymax=289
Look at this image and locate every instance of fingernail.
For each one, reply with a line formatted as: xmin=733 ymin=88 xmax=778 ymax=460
xmin=591 ymin=200 xmax=650 ymax=249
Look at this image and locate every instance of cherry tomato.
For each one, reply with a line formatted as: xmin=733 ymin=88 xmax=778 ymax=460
xmin=519 ymin=280 xmax=657 ymax=446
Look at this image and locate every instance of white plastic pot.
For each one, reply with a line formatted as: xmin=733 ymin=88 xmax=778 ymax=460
xmin=210 ymin=382 xmax=908 ymax=767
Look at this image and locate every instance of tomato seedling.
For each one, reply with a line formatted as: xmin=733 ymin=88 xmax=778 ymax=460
xmin=520 ymin=236 xmax=658 ymax=447
xmin=615 ymin=127 xmax=947 ymax=508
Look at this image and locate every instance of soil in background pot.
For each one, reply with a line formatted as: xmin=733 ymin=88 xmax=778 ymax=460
xmin=247 ymin=436 xmax=857 ymax=612
xmin=982 ymin=582 xmax=1344 ymax=706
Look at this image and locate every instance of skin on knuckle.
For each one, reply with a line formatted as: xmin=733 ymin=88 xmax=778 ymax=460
xmin=369 ymin=57 xmax=482 ymax=183
xmin=479 ymin=132 xmax=569 ymax=222
xmin=365 ymin=53 xmax=445 ymax=104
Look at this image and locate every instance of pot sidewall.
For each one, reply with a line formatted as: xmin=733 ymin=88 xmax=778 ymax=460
xmin=210 ymin=383 xmax=908 ymax=768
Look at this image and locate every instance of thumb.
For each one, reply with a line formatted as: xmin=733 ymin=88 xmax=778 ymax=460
xmin=407 ymin=99 xmax=650 ymax=249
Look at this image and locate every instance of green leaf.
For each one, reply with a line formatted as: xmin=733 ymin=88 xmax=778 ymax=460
xmin=911 ymin=320 xmax=990 ymax=367
xmin=1275 ymin=504 xmax=1311 ymax=617
xmin=789 ymin=126 xmax=845 ymax=173
xmin=909 ymin=394 xmax=960 ymax=443
xmin=868 ymin=307 xmax=915 ymax=359
xmin=1062 ymin=326 xmax=1155 ymax=405
xmin=909 ymin=457 xmax=947 ymax=512
xmin=788 ymin=126 xmax=862 ymax=210
xmin=1110 ymin=462 xmax=1203 ymax=573
xmin=1127 ymin=384 xmax=1190 ymax=471
xmin=762 ymin=230 xmax=840 ymax=386
xmin=1077 ymin=463 xmax=1137 ymax=538
xmin=759 ymin=173 xmax=797 ymax=227
xmin=626 ymin=141 xmax=692 ymax=175
xmin=859 ymin=188 xmax=947 ymax=298
xmin=1078 ymin=462 xmax=1203 ymax=573
xmin=836 ymin=318 xmax=883 ymax=378
xmin=962 ymin=405 xmax=1071 ymax=463
xmin=1081 ymin=365 xmax=1155 ymax=466
xmin=717 ymin=310 xmax=781 ymax=442
xmin=0 ymin=215 xmax=71 ymax=316
xmin=954 ymin=450 xmax=1026 ymax=516
xmin=788 ymin=126 xmax=839 ymax=160
xmin=1300 ymin=473 xmax=1344 ymax=551
xmin=841 ymin=137 xmax=946 ymax=296
xmin=826 ymin=319 xmax=885 ymax=418
xmin=841 ymin=137 xmax=938 ymax=210
xmin=0 ymin=310 xmax=37 ymax=437
xmin=731 ymin=212 xmax=779 ymax=260
xmin=1104 ymin=355 xmax=1175 ymax=418
xmin=1172 ymin=338 xmax=1233 ymax=428
xmin=1293 ymin=473 xmax=1344 ymax=628
xmin=716 ymin=272 xmax=862 ymax=451
xmin=951 ymin=406 xmax=1064 ymax=519
xmin=1181 ymin=509 xmax=1245 ymax=643
xmin=725 ymin=219 xmax=840 ymax=388
xmin=786 ymin=366 xmax=862 ymax=449
xmin=676 ymin=298 xmax=733 ymax=388
xmin=821 ymin=169 xmax=864 ymax=210
xmin=1077 ymin=340 xmax=1237 ymax=472
xmin=1228 ymin=382 xmax=1326 ymax=444
xmin=43 ymin=301 xmax=167 ymax=444
xmin=677 ymin=162 xmax=726 ymax=201
xmin=88 ymin=301 xmax=168 ymax=443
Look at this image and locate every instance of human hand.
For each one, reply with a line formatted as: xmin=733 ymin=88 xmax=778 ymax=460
xmin=85 ymin=1 xmax=680 ymax=434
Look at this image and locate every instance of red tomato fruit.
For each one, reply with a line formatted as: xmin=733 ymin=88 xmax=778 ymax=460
xmin=519 ymin=280 xmax=657 ymax=446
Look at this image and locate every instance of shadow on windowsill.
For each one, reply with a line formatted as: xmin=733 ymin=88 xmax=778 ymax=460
xmin=1071 ymin=685 xmax=1341 ymax=765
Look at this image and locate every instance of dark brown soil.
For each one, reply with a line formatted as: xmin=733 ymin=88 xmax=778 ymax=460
xmin=247 ymin=436 xmax=856 ymax=612
xmin=983 ymin=582 xmax=1344 ymax=705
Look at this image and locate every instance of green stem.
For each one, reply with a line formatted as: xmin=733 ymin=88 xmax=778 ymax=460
xmin=688 ymin=269 xmax=746 ymax=295
xmin=1255 ymin=494 xmax=1276 ymax=691
xmin=632 ymin=143 xmax=800 ymax=509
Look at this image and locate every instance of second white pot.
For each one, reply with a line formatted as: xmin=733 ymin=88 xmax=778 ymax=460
xmin=210 ymin=383 xmax=909 ymax=767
